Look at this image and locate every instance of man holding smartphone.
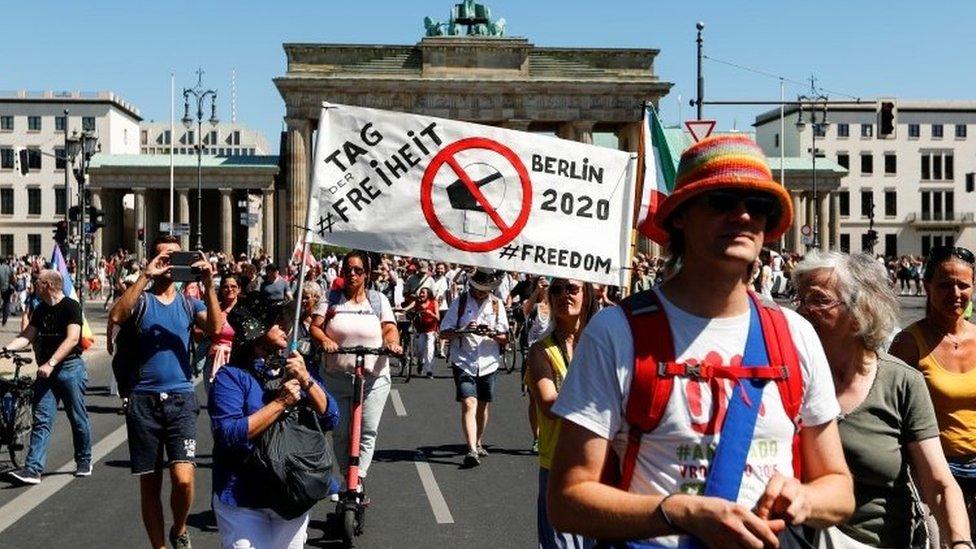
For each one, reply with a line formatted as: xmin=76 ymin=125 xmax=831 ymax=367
xmin=109 ymin=235 xmax=221 ymax=549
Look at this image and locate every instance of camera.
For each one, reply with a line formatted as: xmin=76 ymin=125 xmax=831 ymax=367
xmin=169 ymin=251 xmax=203 ymax=282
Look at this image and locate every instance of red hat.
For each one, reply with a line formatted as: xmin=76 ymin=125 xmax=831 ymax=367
xmin=648 ymin=134 xmax=793 ymax=245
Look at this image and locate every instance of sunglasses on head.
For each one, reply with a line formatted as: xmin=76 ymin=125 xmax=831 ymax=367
xmin=700 ymin=191 xmax=780 ymax=221
xmin=927 ymin=246 xmax=975 ymax=266
xmin=344 ymin=266 xmax=366 ymax=276
xmin=550 ymin=283 xmax=582 ymax=297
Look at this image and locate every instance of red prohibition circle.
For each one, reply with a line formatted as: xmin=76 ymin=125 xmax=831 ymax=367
xmin=420 ymin=137 xmax=532 ymax=252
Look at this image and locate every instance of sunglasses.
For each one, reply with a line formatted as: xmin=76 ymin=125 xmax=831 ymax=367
xmin=344 ymin=266 xmax=366 ymax=276
xmin=927 ymin=246 xmax=975 ymax=266
xmin=699 ymin=191 xmax=780 ymax=221
xmin=550 ymin=283 xmax=582 ymax=297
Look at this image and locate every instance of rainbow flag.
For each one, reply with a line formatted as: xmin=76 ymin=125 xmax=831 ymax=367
xmin=636 ymin=105 xmax=678 ymax=244
xmin=50 ymin=245 xmax=96 ymax=351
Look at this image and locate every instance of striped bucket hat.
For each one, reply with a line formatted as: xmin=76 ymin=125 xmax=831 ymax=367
xmin=651 ymin=134 xmax=793 ymax=244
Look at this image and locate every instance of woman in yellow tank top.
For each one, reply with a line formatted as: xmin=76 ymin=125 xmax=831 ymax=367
xmin=525 ymin=278 xmax=595 ymax=549
xmin=891 ymin=245 xmax=976 ymax=522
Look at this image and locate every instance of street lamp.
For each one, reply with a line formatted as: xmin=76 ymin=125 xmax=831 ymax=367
xmin=65 ymin=129 xmax=99 ymax=309
xmin=795 ymin=92 xmax=829 ymax=248
xmin=182 ymin=69 xmax=218 ymax=250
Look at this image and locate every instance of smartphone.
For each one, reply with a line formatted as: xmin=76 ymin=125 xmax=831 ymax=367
xmin=169 ymin=251 xmax=202 ymax=282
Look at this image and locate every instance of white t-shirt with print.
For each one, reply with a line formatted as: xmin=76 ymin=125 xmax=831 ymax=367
xmin=315 ymin=292 xmax=396 ymax=377
xmin=430 ymin=276 xmax=450 ymax=312
xmin=552 ymin=289 xmax=839 ymax=548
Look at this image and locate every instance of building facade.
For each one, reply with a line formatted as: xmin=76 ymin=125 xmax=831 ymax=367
xmin=272 ymin=34 xmax=673 ymax=265
xmin=139 ymin=121 xmax=270 ymax=157
xmin=0 ymin=90 xmax=141 ymax=257
xmin=755 ymin=101 xmax=976 ymax=257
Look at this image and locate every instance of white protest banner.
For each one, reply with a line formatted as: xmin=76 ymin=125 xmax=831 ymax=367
xmin=307 ymin=103 xmax=637 ymax=286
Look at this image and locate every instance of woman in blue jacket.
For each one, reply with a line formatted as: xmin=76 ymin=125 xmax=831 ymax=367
xmin=209 ymin=299 xmax=339 ymax=549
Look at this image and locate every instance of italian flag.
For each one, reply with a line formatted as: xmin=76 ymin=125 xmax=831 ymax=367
xmin=50 ymin=245 xmax=96 ymax=350
xmin=636 ymin=104 xmax=678 ymax=244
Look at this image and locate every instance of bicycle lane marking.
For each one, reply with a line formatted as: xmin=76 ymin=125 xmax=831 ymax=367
xmin=414 ymin=452 xmax=455 ymax=524
xmin=0 ymin=377 xmax=202 ymax=535
xmin=389 ymin=388 xmax=407 ymax=417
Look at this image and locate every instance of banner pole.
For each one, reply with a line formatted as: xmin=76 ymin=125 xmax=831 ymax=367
xmin=290 ymin=105 xmax=333 ymax=350
xmin=620 ymin=152 xmax=639 ymax=292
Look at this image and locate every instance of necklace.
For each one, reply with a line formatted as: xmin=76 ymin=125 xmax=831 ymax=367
xmin=946 ymin=331 xmax=961 ymax=350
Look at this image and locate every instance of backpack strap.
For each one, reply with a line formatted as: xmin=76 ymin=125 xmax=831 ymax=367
xmin=614 ymin=290 xmax=676 ymax=491
xmin=131 ymin=292 xmax=149 ymax=335
xmin=750 ymin=290 xmax=804 ymax=478
xmin=366 ymin=290 xmax=384 ymax=320
xmin=455 ymin=291 xmax=469 ymax=331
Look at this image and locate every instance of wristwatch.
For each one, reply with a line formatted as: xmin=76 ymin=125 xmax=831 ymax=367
xmin=46 ymin=359 xmax=57 ymax=369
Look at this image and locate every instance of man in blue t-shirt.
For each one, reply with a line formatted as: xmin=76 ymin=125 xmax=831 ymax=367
xmin=109 ymin=235 xmax=220 ymax=549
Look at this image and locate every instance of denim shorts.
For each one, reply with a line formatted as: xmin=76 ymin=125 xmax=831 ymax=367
xmin=451 ymin=366 xmax=496 ymax=402
xmin=125 ymin=391 xmax=200 ymax=474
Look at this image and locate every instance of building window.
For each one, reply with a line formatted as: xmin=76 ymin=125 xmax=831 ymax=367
xmin=0 ymin=116 xmax=12 ymax=131
xmin=27 ymin=188 xmax=41 ymax=215
xmin=861 ymin=124 xmax=873 ymax=138
xmin=27 ymin=234 xmax=40 ymax=256
xmin=27 ymin=116 xmax=41 ymax=131
xmin=55 ymin=188 xmax=65 ymax=215
xmin=861 ymin=189 xmax=874 ymax=217
xmin=231 ymin=131 xmax=241 ymax=145
xmin=860 ymin=234 xmax=874 ymax=253
xmin=932 ymin=124 xmax=944 ymax=138
xmin=140 ymin=130 xmax=148 ymax=145
xmin=0 ymin=148 xmax=13 ymax=169
xmin=185 ymin=131 xmax=195 ymax=145
xmin=813 ymin=123 xmax=826 ymax=138
xmin=956 ymin=124 xmax=967 ymax=138
xmin=921 ymin=153 xmax=953 ymax=181
xmin=946 ymin=154 xmax=954 ymax=180
xmin=774 ymin=133 xmax=779 ymax=148
xmin=840 ymin=233 xmax=851 ymax=253
xmin=921 ymin=190 xmax=954 ymax=221
xmin=0 ymin=235 xmax=12 ymax=257
xmin=884 ymin=234 xmax=897 ymax=258
xmin=908 ymin=124 xmax=920 ymax=138
xmin=884 ymin=153 xmax=896 ymax=175
xmin=0 ymin=188 xmax=12 ymax=214
xmin=921 ymin=154 xmax=930 ymax=180
xmin=967 ymin=173 xmax=975 ymax=193
xmin=55 ymin=147 xmax=66 ymax=170
xmin=208 ymin=130 xmax=218 ymax=145
xmin=861 ymin=154 xmax=873 ymax=175
xmin=934 ymin=155 xmax=943 ymax=180
xmin=26 ymin=148 xmax=41 ymax=171
xmin=82 ymin=117 xmax=95 ymax=132
xmin=884 ymin=190 xmax=896 ymax=216
xmin=163 ymin=130 xmax=171 ymax=145
xmin=55 ymin=116 xmax=66 ymax=132
xmin=839 ymin=190 xmax=850 ymax=216
xmin=837 ymin=123 xmax=849 ymax=138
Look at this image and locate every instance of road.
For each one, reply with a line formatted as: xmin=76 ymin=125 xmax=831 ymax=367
xmin=0 ymin=295 xmax=928 ymax=548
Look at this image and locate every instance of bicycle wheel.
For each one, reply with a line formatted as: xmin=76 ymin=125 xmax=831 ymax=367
xmin=8 ymin=392 xmax=32 ymax=468
xmin=403 ymin=335 xmax=413 ymax=383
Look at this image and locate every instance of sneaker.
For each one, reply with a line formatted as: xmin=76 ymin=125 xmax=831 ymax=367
xmin=169 ymin=527 xmax=192 ymax=549
xmin=75 ymin=461 xmax=92 ymax=477
xmin=476 ymin=444 xmax=489 ymax=457
xmin=426 ymin=372 xmax=433 ymax=379
xmin=531 ymin=438 xmax=539 ymax=454
xmin=8 ymin=468 xmax=40 ymax=485
xmin=329 ymin=492 xmax=340 ymax=502
xmin=463 ymin=450 xmax=480 ymax=467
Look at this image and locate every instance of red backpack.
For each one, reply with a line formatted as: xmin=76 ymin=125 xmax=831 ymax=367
xmin=602 ymin=290 xmax=805 ymax=491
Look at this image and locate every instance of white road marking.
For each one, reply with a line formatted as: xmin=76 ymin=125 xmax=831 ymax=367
xmin=390 ymin=389 xmax=407 ymax=417
xmin=0 ymin=421 xmax=127 ymax=534
xmin=414 ymin=453 xmax=454 ymax=524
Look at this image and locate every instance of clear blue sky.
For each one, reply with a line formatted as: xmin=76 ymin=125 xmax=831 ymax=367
xmin=5 ymin=1 xmax=974 ymax=149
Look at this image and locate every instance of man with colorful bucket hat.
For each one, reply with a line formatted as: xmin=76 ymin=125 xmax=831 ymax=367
xmin=547 ymin=134 xmax=854 ymax=547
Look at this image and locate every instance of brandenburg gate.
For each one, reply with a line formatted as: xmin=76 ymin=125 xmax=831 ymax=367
xmin=273 ymin=8 xmax=672 ymax=264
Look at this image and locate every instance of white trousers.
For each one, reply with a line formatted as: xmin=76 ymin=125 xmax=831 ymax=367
xmin=415 ymin=331 xmax=437 ymax=374
xmin=213 ymin=495 xmax=309 ymax=549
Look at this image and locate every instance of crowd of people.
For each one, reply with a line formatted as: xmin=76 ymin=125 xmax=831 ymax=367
xmin=5 ymin=135 xmax=976 ymax=548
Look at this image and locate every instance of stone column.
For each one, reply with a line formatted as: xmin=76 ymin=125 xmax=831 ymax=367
xmin=133 ymin=188 xmax=146 ymax=260
xmin=220 ymin=188 xmax=233 ymax=256
xmin=830 ymin=192 xmax=841 ymax=251
xmin=90 ymin=189 xmax=104 ymax=258
xmin=144 ymin=190 xmax=159 ymax=248
xmin=556 ymin=122 xmax=576 ymax=141
xmin=177 ymin=189 xmax=190 ymax=250
xmin=790 ymin=191 xmax=803 ymax=253
xmin=283 ymin=117 xmax=311 ymax=265
xmin=817 ymin=192 xmax=829 ymax=250
xmin=571 ymin=120 xmax=595 ymax=144
xmin=262 ymin=188 xmax=275 ymax=258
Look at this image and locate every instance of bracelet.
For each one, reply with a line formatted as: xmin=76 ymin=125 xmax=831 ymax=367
xmin=951 ymin=542 xmax=975 ymax=549
xmin=656 ymin=493 xmax=688 ymax=535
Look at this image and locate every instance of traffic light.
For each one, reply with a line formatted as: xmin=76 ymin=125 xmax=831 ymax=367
xmin=878 ymin=100 xmax=896 ymax=138
xmin=865 ymin=229 xmax=879 ymax=248
xmin=53 ymin=220 xmax=68 ymax=245
xmin=68 ymin=205 xmax=81 ymax=222
xmin=88 ymin=206 xmax=105 ymax=229
xmin=18 ymin=148 xmax=29 ymax=175
xmin=137 ymin=228 xmax=145 ymax=241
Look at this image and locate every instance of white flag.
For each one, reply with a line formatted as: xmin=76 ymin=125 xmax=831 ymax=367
xmin=307 ymin=103 xmax=637 ymax=286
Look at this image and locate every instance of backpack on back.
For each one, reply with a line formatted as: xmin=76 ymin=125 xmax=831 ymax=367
xmin=325 ymin=289 xmax=384 ymax=320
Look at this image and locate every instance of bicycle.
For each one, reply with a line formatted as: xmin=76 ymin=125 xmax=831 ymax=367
xmin=392 ymin=310 xmax=415 ymax=383
xmin=0 ymin=348 xmax=34 ymax=468
xmin=326 ymin=346 xmax=401 ymax=548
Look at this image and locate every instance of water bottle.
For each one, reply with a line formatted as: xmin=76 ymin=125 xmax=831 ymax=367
xmin=2 ymin=393 xmax=12 ymax=422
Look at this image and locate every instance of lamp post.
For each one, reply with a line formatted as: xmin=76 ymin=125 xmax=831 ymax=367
xmin=795 ymin=92 xmax=829 ymax=248
xmin=182 ymin=69 xmax=218 ymax=251
xmin=64 ymin=130 xmax=98 ymax=308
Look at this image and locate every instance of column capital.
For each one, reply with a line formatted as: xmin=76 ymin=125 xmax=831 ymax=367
xmin=284 ymin=117 xmax=312 ymax=131
xmin=219 ymin=187 xmax=233 ymax=195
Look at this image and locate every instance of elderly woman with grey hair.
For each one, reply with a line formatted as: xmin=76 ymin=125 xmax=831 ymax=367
xmin=793 ymin=250 xmax=971 ymax=548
